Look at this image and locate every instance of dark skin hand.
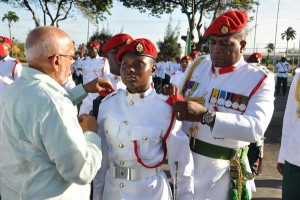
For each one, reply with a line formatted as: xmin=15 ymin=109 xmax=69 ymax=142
xmin=277 ymin=162 xmax=284 ymax=175
xmin=173 ymin=101 xmax=208 ymax=122
xmin=78 ymin=114 xmax=98 ymax=133
xmin=160 ymin=83 xmax=179 ymax=95
xmin=83 ymin=77 xmax=114 ymax=94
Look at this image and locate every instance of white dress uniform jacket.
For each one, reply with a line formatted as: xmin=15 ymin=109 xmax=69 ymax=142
xmin=97 ymin=87 xmax=194 ymax=200
xmin=79 ymin=74 xmax=126 ymax=115
xmin=180 ymin=56 xmax=275 ymax=199
xmin=0 ymin=55 xmax=22 ymax=96
xmin=275 ymin=61 xmax=291 ymax=78
xmin=170 ymin=71 xmax=185 ymax=88
xmin=80 ymin=55 xmax=110 ymax=84
xmin=161 ymin=61 xmax=174 ymax=77
xmin=0 ymin=67 xmax=102 ymax=200
xmin=278 ymin=71 xmax=300 ymax=166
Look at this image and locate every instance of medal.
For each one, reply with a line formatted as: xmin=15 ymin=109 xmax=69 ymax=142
xmin=225 ymin=100 xmax=232 ymax=108
xmin=217 ymin=98 xmax=225 ymax=106
xmin=239 ymin=104 xmax=246 ymax=111
xmin=232 ymin=102 xmax=239 ymax=109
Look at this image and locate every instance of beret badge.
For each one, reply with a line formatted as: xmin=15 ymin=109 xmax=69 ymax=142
xmin=0 ymin=37 xmax=3 ymax=42
xmin=220 ymin=25 xmax=229 ymax=34
xmin=135 ymin=42 xmax=144 ymax=53
xmin=125 ymin=38 xmax=131 ymax=44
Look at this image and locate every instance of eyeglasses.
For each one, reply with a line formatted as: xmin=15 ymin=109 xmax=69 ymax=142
xmin=48 ymin=54 xmax=75 ymax=61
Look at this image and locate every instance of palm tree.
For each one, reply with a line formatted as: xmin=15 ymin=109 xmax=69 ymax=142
xmin=2 ymin=11 xmax=19 ymax=40
xmin=281 ymin=27 xmax=296 ymax=56
xmin=265 ymin=43 xmax=275 ymax=67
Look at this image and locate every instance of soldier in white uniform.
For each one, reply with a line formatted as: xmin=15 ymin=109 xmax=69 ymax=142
xmin=275 ymin=57 xmax=292 ymax=96
xmin=0 ymin=36 xmax=23 ymax=97
xmin=80 ymin=41 xmax=110 ymax=84
xmin=170 ymin=55 xmax=193 ymax=88
xmin=277 ymin=70 xmax=300 ymax=199
xmin=88 ymin=33 xmax=133 ymax=200
xmin=173 ymin=10 xmax=275 ymax=200
xmin=79 ymin=34 xmax=133 ymax=116
xmin=97 ymin=38 xmax=193 ymax=200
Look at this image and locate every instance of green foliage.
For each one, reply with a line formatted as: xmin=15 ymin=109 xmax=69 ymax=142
xmin=117 ymin=0 xmax=259 ymax=50
xmin=156 ymin=19 xmax=181 ymax=59
xmin=2 ymin=11 xmax=19 ymax=39
xmin=0 ymin=0 xmax=112 ymax=27
xmin=281 ymin=27 xmax=297 ymax=55
xmin=89 ymin=27 xmax=113 ymax=56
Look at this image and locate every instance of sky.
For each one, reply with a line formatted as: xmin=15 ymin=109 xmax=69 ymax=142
xmin=0 ymin=0 xmax=300 ymax=56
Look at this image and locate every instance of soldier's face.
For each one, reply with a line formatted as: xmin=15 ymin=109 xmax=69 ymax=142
xmin=120 ymin=53 xmax=156 ymax=93
xmin=107 ymin=45 xmax=123 ymax=76
xmin=88 ymin=46 xmax=99 ymax=58
xmin=180 ymin=59 xmax=191 ymax=72
xmin=208 ymin=35 xmax=246 ymax=68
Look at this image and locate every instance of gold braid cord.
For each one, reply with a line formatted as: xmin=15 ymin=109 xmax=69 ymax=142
xmin=230 ymin=156 xmax=243 ymax=200
xmin=294 ymin=75 xmax=300 ymax=117
xmin=181 ymin=57 xmax=205 ymax=146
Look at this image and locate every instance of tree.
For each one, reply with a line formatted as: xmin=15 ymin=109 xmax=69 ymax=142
xmin=0 ymin=0 xmax=113 ymax=27
xmin=117 ymin=0 xmax=258 ymax=50
xmin=89 ymin=26 xmax=112 ymax=56
xmin=281 ymin=26 xmax=296 ymax=56
xmin=2 ymin=11 xmax=19 ymax=39
xmin=265 ymin=43 xmax=274 ymax=67
xmin=156 ymin=17 xmax=181 ymax=59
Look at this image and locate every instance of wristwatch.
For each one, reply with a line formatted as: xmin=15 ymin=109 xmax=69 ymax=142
xmin=202 ymin=109 xmax=215 ymax=125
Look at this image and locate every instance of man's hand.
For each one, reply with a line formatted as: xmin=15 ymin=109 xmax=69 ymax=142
xmin=173 ymin=101 xmax=207 ymax=122
xmin=78 ymin=114 xmax=98 ymax=133
xmin=160 ymin=83 xmax=179 ymax=95
xmin=277 ymin=162 xmax=284 ymax=175
xmin=83 ymin=77 xmax=114 ymax=95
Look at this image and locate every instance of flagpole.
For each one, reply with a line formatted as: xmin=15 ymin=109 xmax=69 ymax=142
xmin=273 ymin=0 xmax=281 ymax=72
xmin=253 ymin=3 xmax=259 ymax=53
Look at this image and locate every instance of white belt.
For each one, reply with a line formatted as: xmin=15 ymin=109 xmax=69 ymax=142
xmin=111 ymin=163 xmax=160 ymax=181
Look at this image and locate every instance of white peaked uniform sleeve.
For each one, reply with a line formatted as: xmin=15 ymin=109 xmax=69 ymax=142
xmin=278 ymin=73 xmax=300 ymax=163
xmin=41 ymin=98 xmax=102 ymax=185
xmin=103 ymin=59 xmax=110 ymax=76
xmin=13 ymin=62 xmax=23 ymax=80
xmin=212 ymin=74 xmax=275 ymax=143
xmin=167 ymin=119 xmax=194 ymax=200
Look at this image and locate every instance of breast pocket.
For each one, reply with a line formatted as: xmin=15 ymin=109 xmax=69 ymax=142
xmin=103 ymin=118 xmax=122 ymax=150
xmin=130 ymin=127 xmax=163 ymax=160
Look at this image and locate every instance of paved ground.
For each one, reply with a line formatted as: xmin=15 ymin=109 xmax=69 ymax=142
xmin=252 ymin=93 xmax=288 ymax=200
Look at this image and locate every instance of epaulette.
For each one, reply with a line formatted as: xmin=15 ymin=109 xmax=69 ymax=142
xmin=251 ymin=64 xmax=272 ymax=76
xmin=101 ymin=89 xmax=120 ymax=102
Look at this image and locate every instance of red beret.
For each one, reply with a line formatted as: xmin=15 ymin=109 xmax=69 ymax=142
xmin=87 ymin=41 xmax=100 ymax=48
xmin=0 ymin=44 xmax=4 ymax=57
xmin=102 ymin=34 xmax=133 ymax=51
xmin=204 ymin=10 xmax=248 ymax=37
xmin=190 ymin=50 xmax=200 ymax=57
xmin=0 ymin=36 xmax=13 ymax=46
xmin=116 ymin=38 xmax=157 ymax=63
xmin=246 ymin=52 xmax=262 ymax=62
xmin=180 ymin=56 xmax=193 ymax=63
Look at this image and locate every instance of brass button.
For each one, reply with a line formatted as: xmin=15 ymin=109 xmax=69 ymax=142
xmin=126 ymin=91 xmax=129 ymax=96
xmin=120 ymin=160 xmax=124 ymax=165
xmin=142 ymin=136 xmax=147 ymax=141
xmin=140 ymin=93 xmax=145 ymax=99
xmin=119 ymin=143 xmax=124 ymax=148
xmin=122 ymin=121 xmax=128 ymax=125
xmin=129 ymin=100 xmax=134 ymax=106
xmin=119 ymin=183 xmax=124 ymax=188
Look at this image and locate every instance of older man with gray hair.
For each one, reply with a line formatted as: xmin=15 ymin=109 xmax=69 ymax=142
xmin=0 ymin=26 xmax=102 ymax=200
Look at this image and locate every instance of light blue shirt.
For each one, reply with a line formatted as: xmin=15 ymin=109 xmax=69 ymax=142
xmin=0 ymin=67 xmax=102 ymax=200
